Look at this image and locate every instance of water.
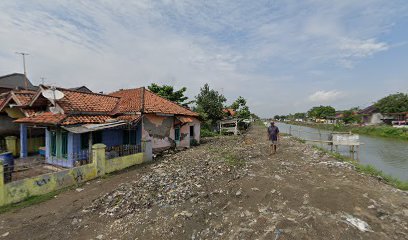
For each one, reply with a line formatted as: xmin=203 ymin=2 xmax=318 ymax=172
xmin=275 ymin=122 xmax=408 ymax=181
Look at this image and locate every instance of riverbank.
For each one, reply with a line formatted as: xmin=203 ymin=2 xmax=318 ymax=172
xmin=285 ymin=121 xmax=408 ymax=141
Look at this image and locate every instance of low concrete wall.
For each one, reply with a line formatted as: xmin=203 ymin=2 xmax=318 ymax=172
xmin=0 ymin=140 xmax=152 ymax=207
xmin=105 ymin=153 xmax=144 ymax=174
xmin=1 ymin=163 xmax=97 ymax=206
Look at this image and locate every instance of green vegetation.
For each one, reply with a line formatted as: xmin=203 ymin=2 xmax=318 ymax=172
xmin=307 ymin=105 xmax=336 ymax=119
xmin=200 ymin=128 xmax=219 ymax=137
xmin=195 ymin=83 xmax=227 ymax=129
xmin=148 ymin=83 xmax=192 ymax=106
xmin=375 ymin=92 xmax=408 ymax=113
xmin=230 ymin=96 xmax=251 ymax=119
xmin=221 ymin=153 xmax=245 ymax=167
xmin=312 ymin=145 xmax=408 ymax=191
xmin=0 ymin=188 xmax=66 ymax=214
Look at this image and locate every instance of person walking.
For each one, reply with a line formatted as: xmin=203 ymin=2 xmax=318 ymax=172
xmin=267 ymin=121 xmax=280 ymax=154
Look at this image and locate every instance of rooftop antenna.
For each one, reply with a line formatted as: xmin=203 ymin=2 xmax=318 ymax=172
xmin=15 ymin=52 xmax=29 ymax=89
xmin=42 ymin=86 xmax=65 ymax=114
xmin=40 ymin=77 xmax=46 ymax=85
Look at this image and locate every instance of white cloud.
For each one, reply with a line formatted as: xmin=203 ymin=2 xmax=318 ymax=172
xmin=308 ymin=90 xmax=345 ymax=103
xmin=0 ymin=0 xmax=406 ymax=117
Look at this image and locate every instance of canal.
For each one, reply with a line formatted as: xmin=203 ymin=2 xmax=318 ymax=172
xmin=275 ymin=122 xmax=408 ymax=181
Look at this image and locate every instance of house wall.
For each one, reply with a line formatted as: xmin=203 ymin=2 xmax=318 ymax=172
xmin=142 ymin=114 xmax=200 ymax=152
xmin=370 ymin=113 xmax=384 ymax=124
xmin=0 ymin=114 xmax=20 ymax=137
xmin=102 ymin=129 xmax=123 ymax=147
xmin=142 ymin=114 xmax=175 ymax=152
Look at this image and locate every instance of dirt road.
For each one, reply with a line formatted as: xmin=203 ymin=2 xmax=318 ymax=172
xmin=1 ymin=124 xmax=407 ymax=240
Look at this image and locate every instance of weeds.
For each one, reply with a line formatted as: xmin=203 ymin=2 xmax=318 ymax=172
xmin=222 ymin=153 xmax=245 ymax=167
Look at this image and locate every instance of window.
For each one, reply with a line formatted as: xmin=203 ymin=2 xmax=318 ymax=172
xmin=80 ymin=133 xmax=89 ymax=150
xmin=175 ymin=127 xmax=180 ymax=141
xmin=61 ymin=131 xmax=68 ymax=158
xmin=123 ymin=129 xmax=137 ymax=145
xmin=49 ymin=129 xmax=68 ymax=158
xmin=92 ymin=131 xmax=103 ymax=144
xmin=190 ymin=126 xmax=194 ymax=137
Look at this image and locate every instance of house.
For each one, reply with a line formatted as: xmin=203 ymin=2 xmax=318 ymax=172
xmin=110 ymin=87 xmax=200 ymax=153
xmin=12 ymin=86 xmax=129 ymax=167
xmin=389 ymin=112 xmax=408 ymax=127
xmin=4 ymin=85 xmax=200 ymax=168
xmin=0 ymin=89 xmax=45 ymax=156
xmin=358 ymin=105 xmax=384 ymax=125
xmin=223 ymin=108 xmax=236 ymax=118
xmin=69 ymin=86 xmax=93 ymax=93
xmin=0 ymin=73 xmax=37 ymax=94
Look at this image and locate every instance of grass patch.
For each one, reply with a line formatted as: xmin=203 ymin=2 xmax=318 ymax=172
xmin=312 ymin=145 xmax=408 ymax=191
xmin=201 ymin=128 xmax=219 ymax=137
xmin=0 ymin=188 xmax=67 ymax=214
xmin=222 ymin=153 xmax=245 ymax=167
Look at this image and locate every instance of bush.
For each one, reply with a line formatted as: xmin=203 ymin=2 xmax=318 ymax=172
xmin=201 ymin=128 xmax=218 ymax=137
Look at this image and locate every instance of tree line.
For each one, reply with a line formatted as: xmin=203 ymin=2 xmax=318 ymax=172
xmin=147 ymin=83 xmax=257 ymax=131
xmin=274 ymin=92 xmax=408 ymax=124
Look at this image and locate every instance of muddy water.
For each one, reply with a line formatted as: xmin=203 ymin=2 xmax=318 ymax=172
xmin=275 ymin=122 xmax=408 ymax=181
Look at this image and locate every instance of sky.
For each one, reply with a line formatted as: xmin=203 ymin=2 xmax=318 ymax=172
xmin=0 ymin=0 xmax=408 ymax=117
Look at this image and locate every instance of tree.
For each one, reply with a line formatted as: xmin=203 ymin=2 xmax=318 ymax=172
xmin=148 ymin=83 xmax=191 ymax=106
xmin=273 ymin=115 xmax=280 ymax=120
xmin=230 ymin=96 xmax=251 ymax=119
xmin=293 ymin=112 xmax=306 ymax=120
xmin=342 ymin=108 xmax=361 ymax=124
xmin=308 ymin=106 xmax=336 ymax=119
xmin=195 ymin=84 xmax=227 ymax=128
xmin=375 ymin=93 xmax=408 ymax=113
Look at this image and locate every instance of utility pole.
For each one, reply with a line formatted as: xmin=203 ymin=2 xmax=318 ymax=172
xmin=15 ymin=52 xmax=30 ymax=90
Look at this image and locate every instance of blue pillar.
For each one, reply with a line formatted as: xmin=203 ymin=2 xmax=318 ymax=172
xmin=45 ymin=128 xmax=51 ymax=159
xmin=20 ymin=124 xmax=28 ymax=158
xmin=67 ymin=132 xmax=74 ymax=167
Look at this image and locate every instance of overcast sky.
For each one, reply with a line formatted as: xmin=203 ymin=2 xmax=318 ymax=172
xmin=1 ymin=0 xmax=408 ymax=117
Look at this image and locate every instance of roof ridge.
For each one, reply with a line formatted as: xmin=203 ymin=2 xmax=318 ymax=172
xmin=41 ymin=85 xmax=119 ymax=99
xmin=144 ymin=88 xmax=196 ymax=115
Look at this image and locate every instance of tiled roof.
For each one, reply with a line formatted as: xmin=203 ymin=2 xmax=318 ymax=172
xmin=14 ymin=113 xmax=118 ymax=126
xmin=116 ymin=114 xmax=142 ymax=122
xmin=13 ymin=90 xmax=36 ymax=105
xmin=61 ymin=115 xmax=114 ymax=125
xmin=110 ymin=88 xmax=198 ymax=116
xmin=223 ymin=108 xmax=236 ymax=116
xmin=54 ymin=88 xmax=120 ymax=114
xmin=14 ymin=112 xmax=67 ymax=125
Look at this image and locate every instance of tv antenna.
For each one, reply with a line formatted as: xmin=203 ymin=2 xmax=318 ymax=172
xmin=15 ymin=52 xmax=30 ymax=89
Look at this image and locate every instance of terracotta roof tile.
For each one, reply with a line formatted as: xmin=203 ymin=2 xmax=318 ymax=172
xmin=116 ymin=114 xmax=142 ymax=122
xmin=61 ymin=115 xmax=114 ymax=125
xmin=55 ymin=88 xmax=119 ymax=114
xmin=13 ymin=90 xmax=36 ymax=105
xmin=14 ymin=112 xmax=66 ymax=125
xmin=110 ymin=88 xmax=198 ymax=116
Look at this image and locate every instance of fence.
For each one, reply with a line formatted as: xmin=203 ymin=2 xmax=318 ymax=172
xmin=105 ymin=144 xmax=142 ymax=160
xmin=0 ymin=140 xmax=152 ymax=206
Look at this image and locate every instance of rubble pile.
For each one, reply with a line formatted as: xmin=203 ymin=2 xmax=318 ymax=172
xmin=87 ymin=136 xmax=251 ymax=218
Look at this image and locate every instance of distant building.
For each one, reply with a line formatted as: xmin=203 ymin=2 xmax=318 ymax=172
xmin=358 ymin=105 xmax=384 ymax=125
xmin=0 ymin=73 xmax=37 ymax=94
